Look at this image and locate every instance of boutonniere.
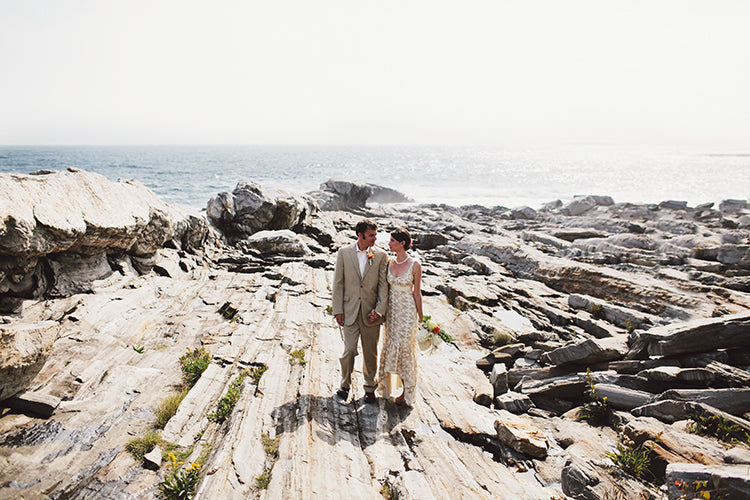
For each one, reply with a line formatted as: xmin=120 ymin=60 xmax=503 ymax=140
xmin=366 ymin=250 xmax=375 ymax=264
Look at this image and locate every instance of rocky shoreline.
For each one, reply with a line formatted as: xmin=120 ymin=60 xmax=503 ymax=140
xmin=1 ymin=168 xmax=749 ymax=499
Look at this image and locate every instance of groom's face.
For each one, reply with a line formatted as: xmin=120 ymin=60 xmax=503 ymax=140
xmin=359 ymin=228 xmax=377 ymax=248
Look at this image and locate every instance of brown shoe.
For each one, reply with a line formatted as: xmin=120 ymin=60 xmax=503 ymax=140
xmin=336 ymin=387 xmax=349 ymax=401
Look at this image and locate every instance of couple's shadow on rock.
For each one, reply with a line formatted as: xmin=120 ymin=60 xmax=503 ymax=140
xmin=271 ymin=393 xmax=412 ymax=449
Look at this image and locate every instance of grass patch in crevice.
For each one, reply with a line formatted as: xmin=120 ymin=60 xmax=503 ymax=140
xmin=248 ymin=364 xmax=268 ymax=386
xmin=687 ymin=414 xmax=750 ymax=445
xmin=255 ymin=432 xmax=280 ymax=491
xmin=380 ymin=482 xmax=393 ymax=499
xmin=155 ymin=440 xmax=212 ymax=499
xmin=589 ymin=303 xmax=605 ymax=319
xmin=155 ymin=387 xmax=190 ymax=429
xmin=179 ymin=347 xmax=211 ymax=388
xmin=207 ymin=370 xmax=248 ymax=423
xmin=125 ymin=430 xmax=162 ymax=461
xmin=160 ymin=440 xmax=193 ymax=463
xmin=606 ymin=441 xmax=653 ymax=481
xmin=288 ymin=348 xmax=307 ymax=365
xmin=262 ymin=433 xmax=279 ymax=459
xmin=255 ymin=471 xmax=270 ymax=490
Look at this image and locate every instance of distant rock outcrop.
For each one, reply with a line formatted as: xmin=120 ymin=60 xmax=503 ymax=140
xmin=308 ymin=179 xmax=412 ymax=211
xmin=206 ymin=181 xmax=316 ymax=240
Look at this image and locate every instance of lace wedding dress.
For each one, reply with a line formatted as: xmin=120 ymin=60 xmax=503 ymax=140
xmin=378 ymin=259 xmax=419 ymax=405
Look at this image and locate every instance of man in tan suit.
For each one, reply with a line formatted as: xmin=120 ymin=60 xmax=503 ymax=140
xmin=332 ymin=219 xmax=388 ymax=403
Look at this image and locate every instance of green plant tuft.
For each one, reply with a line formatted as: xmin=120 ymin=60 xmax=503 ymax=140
xmin=158 ymin=453 xmax=201 ymax=500
xmin=289 ymin=349 xmax=307 ymax=365
xmin=576 ymin=369 xmax=609 ymax=425
xmin=492 ymin=329 xmax=514 ymax=346
xmin=255 ymin=471 xmax=270 ymax=490
xmin=262 ymin=433 xmax=279 ymax=460
xmin=207 ymin=371 xmax=247 ymax=423
xmin=589 ymin=303 xmax=605 ymax=319
xmin=155 ymin=388 xmax=189 ymax=429
xmin=688 ymin=414 xmax=750 ymax=445
xmin=248 ymin=364 xmax=268 ymax=385
xmin=606 ymin=442 xmax=653 ymax=480
xmin=160 ymin=441 xmax=193 ymax=464
xmin=252 ymin=432 xmax=280 ymax=491
xmin=125 ymin=430 xmax=161 ymax=461
xmin=133 ymin=344 xmax=145 ymax=354
xmin=380 ymin=483 xmax=393 ymax=499
xmin=179 ymin=347 xmax=211 ymax=388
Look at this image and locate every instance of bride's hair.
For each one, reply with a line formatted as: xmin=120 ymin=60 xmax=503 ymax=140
xmin=391 ymin=228 xmax=412 ymax=250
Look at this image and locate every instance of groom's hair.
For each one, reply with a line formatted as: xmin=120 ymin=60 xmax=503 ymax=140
xmin=355 ymin=219 xmax=378 ymax=237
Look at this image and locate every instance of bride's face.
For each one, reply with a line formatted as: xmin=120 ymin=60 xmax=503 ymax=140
xmin=388 ymin=236 xmax=403 ymax=252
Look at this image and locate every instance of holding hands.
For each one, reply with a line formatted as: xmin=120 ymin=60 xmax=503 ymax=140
xmin=367 ymin=310 xmax=381 ymax=323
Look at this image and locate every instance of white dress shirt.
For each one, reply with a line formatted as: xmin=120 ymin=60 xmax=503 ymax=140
xmin=355 ymin=243 xmax=369 ymax=277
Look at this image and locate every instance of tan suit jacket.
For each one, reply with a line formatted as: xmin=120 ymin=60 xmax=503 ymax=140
xmin=332 ymin=243 xmax=388 ymax=327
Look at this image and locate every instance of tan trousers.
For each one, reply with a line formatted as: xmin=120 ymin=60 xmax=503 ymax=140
xmin=339 ymin=309 xmax=381 ymax=393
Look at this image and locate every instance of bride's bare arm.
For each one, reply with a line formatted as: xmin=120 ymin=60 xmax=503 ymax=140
xmin=412 ymin=261 xmax=423 ymax=320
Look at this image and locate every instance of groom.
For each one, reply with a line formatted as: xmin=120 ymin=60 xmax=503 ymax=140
xmin=332 ymin=219 xmax=389 ymax=403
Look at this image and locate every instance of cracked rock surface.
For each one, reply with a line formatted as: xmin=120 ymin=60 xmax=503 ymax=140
xmin=2 ymin=173 xmax=750 ymax=499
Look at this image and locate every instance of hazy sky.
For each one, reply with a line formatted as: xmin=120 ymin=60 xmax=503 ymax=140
xmin=1 ymin=1 xmax=749 ymax=148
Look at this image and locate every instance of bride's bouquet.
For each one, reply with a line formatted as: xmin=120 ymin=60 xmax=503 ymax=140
xmin=417 ymin=315 xmax=453 ymax=346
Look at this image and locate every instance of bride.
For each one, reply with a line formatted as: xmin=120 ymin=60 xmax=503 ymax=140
xmin=377 ymin=228 xmax=423 ymax=406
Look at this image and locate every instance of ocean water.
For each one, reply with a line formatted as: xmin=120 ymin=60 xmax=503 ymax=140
xmin=0 ymin=145 xmax=748 ymax=210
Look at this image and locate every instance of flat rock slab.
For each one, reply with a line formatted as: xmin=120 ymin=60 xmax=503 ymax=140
xmin=592 ymin=383 xmax=653 ymax=410
xmin=489 ymin=363 xmax=508 ymax=397
xmin=6 ymin=188 xmax=750 ymax=499
xmin=608 ymin=358 xmax=680 ymax=375
xmin=623 ymin=417 xmax=728 ymax=468
xmin=725 ymin=447 xmax=750 ymax=465
xmin=666 ymin=463 xmax=750 ymax=500
xmin=494 ymin=392 xmax=532 ymax=414
xmin=655 ymin=388 xmax=750 ymax=417
xmin=637 ymin=365 xmax=716 ymax=384
xmin=517 ymin=370 xmax=619 ymax=404
xmin=542 ymin=336 xmax=629 ymax=366
xmin=0 ymin=320 xmax=60 ymax=400
xmin=701 ymin=360 xmax=750 ymax=387
xmin=633 ymin=400 xmax=750 ymax=435
xmin=0 ymin=169 xmax=200 ymax=257
xmin=2 ymin=392 xmax=61 ymax=418
xmin=494 ymin=418 xmax=548 ymax=458
xmin=629 ymin=311 xmax=750 ymax=358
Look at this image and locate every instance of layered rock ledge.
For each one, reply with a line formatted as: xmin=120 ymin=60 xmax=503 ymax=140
xmin=0 ymin=169 xmax=208 ymax=311
xmin=1 ymin=172 xmax=749 ymax=499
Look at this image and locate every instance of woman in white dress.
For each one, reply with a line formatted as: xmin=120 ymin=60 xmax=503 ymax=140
xmin=377 ymin=228 xmax=423 ymax=406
